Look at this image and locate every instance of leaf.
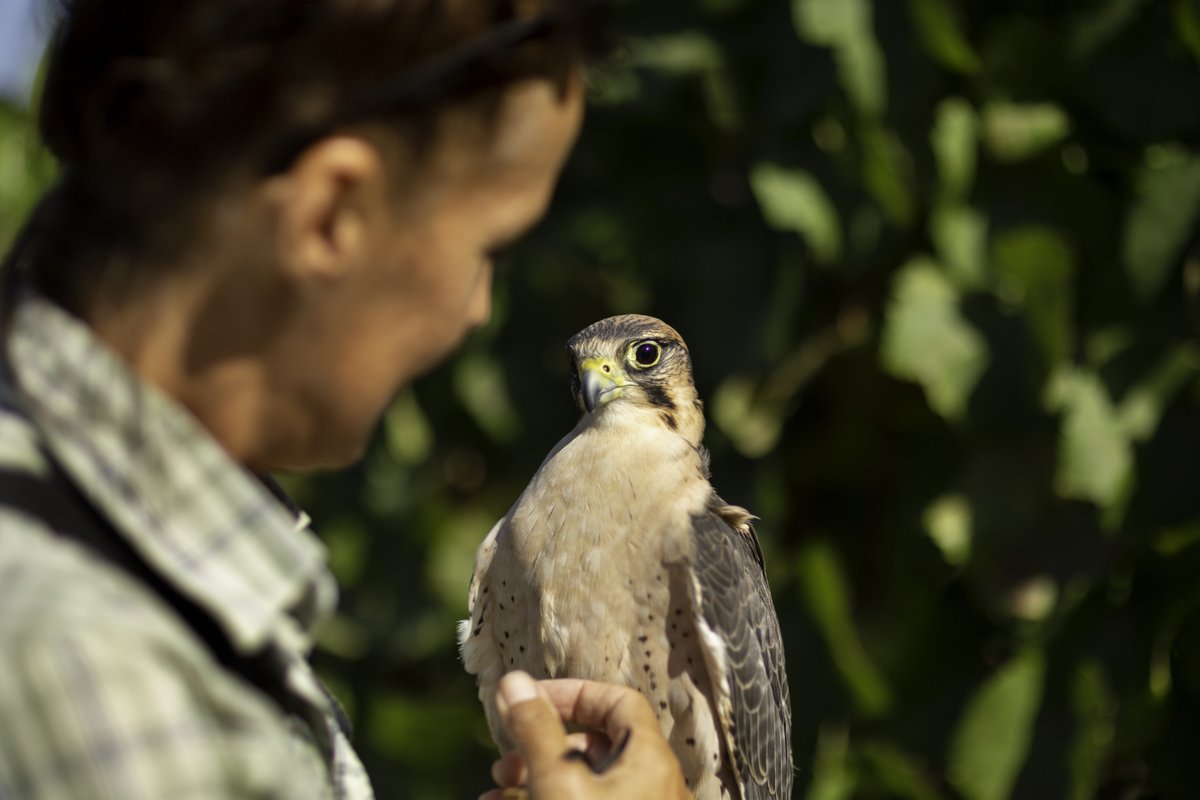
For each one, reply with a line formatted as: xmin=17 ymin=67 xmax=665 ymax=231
xmin=982 ymin=101 xmax=1071 ymax=162
xmin=750 ymin=162 xmax=843 ymax=263
xmin=626 ymin=32 xmax=741 ymax=130
xmin=315 ymin=614 xmax=372 ymax=661
xmin=626 ymin=30 xmax=723 ymax=73
xmin=367 ymin=693 xmax=480 ymax=765
xmin=806 ymin=725 xmax=857 ymax=800
xmin=909 ymin=0 xmax=980 ymax=74
xmin=860 ymin=122 xmax=916 ymax=224
xmin=1154 ymin=521 xmax=1200 ymax=556
xmin=797 ymin=541 xmax=893 ymax=717
xmin=1046 ymin=368 xmax=1133 ymax=510
xmin=321 ymin=519 xmax=372 ymax=589
xmin=427 ymin=509 xmax=497 ymax=613
xmin=714 ymin=318 xmax=872 ymax=457
xmin=453 ymin=353 xmax=522 ymax=443
xmin=931 ymin=203 xmax=988 ymax=289
xmin=992 ymin=226 xmax=1075 ymax=366
xmin=588 ymin=68 xmax=642 ymax=106
xmin=1070 ymin=0 xmax=1152 ymax=58
xmin=1175 ymin=0 xmax=1200 ymax=63
xmin=948 ymin=650 xmax=1046 ymax=800
xmin=712 ymin=374 xmax=785 ymax=458
xmin=929 ymin=100 xmax=986 ymax=288
xmin=793 ymin=0 xmax=887 ymax=117
xmin=923 ymin=494 xmax=972 ymax=567
xmin=384 ymin=389 xmax=435 ymax=466
xmin=859 ymin=740 xmax=946 ymax=800
xmin=1117 ymin=344 xmax=1200 ymax=441
xmin=880 ymin=258 xmax=988 ymax=421
xmin=931 ymin=98 xmax=980 ymax=200
xmin=702 ymin=0 xmax=750 ymax=12
xmin=1122 ymin=145 xmax=1200 ymax=303
xmin=0 ymin=104 xmax=56 ymax=252
xmin=1068 ymin=661 xmax=1117 ymax=800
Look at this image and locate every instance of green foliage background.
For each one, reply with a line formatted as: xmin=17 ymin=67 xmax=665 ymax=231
xmin=3 ymin=1 xmax=1200 ymax=797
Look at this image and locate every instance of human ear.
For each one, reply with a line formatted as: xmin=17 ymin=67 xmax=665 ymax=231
xmin=268 ymin=136 xmax=388 ymax=284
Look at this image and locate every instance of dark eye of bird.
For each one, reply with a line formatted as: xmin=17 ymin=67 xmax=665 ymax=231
xmin=633 ymin=341 xmax=662 ymax=367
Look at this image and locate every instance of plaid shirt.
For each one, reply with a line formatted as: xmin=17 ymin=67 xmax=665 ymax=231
xmin=0 ymin=296 xmax=374 ymax=799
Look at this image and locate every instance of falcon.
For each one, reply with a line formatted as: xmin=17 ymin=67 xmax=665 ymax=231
xmin=460 ymin=314 xmax=792 ymax=799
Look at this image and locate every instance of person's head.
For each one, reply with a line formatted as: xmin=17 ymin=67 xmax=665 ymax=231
xmin=8 ymin=0 xmax=602 ymax=469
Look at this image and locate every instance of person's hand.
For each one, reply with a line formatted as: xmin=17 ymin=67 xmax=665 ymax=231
xmin=480 ymin=671 xmax=691 ymax=800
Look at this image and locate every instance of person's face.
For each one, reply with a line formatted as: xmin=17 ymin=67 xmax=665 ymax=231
xmin=265 ymin=77 xmax=584 ymax=469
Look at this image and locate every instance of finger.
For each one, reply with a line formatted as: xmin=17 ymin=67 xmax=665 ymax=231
xmin=491 ymin=750 xmax=526 ymax=789
xmin=477 ymin=790 xmax=531 ymax=800
xmin=491 ymin=731 xmax=594 ymax=789
xmin=565 ymin=731 xmax=593 ymax=751
xmin=534 ymin=679 xmax=660 ymax=742
xmin=496 ymin=671 xmax=574 ymax=777
xmin=575 ymin=731 xmax=614 ymax=770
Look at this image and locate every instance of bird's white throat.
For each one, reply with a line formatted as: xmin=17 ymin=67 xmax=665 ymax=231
xmin=509 ymin=401 xmax=710 ymax=564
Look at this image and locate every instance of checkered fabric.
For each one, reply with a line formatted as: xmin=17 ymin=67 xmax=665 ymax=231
xmin=0 ymin=295 xmax=374 ymax=799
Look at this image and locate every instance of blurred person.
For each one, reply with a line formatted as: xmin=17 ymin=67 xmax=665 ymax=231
xmin=0 ymin=1 xmax=689 ymax=798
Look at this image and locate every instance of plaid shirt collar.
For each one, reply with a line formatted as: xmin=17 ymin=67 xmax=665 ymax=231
xmin=6 ymin=294 xmax=336 ymax=654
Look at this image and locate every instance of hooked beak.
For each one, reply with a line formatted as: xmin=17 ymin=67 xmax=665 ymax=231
xmin=579 ymin=358 xmax=623 ymax=413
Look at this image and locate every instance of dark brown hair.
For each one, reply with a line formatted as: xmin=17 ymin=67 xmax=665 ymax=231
xmin=5 ymin=0 xmax=606 ymax=314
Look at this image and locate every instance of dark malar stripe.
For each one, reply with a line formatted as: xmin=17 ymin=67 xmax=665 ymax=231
xmin=642 ymin=381 xmax=676 ymax=411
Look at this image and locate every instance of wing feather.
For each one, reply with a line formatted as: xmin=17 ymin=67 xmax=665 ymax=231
xmin=689 ymin=505 xmax=792 ymax=800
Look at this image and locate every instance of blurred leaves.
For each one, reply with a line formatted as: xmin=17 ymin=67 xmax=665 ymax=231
xmin=1047 ymin=368 xmax=1133 ymax=513
xmin=982 ymin=101 xmax=1071 ymax=162
xmin=751 ymin=162 xmax=842 ymax=264
xmin=992 ymin=226 xmax=1075 ymax=365
xmin=625 ymin=31 xmax=741 ymax=131
xmin=452 ymin=353 xmax=521 ymax=444
xmin=932 ymin=98 xmax=979 ymax=200
xmin=5 ymin=0 xmax=1200 ymax=797
xmin=0 ymin=103 xmax=53 ymax=252
xmin=948 ymin=650 xmax=1046 ymax=800
xmin=924 ymin=493 xmax=973 ymax=567
xmin=1069 ymin=0 xmax=1152 ymax=58
xmin=713 ymin=309 xmax=870 ymax=457
xmin=1069 ymin=661 xmax=1117 ymax=800
xmin=861 ymin=123 xmax=917 ymax=225
xmin=910 ymin=0 xmax=980 ymax=74
xmin=1123 ymin=144 xmax=1200 ymax=303
xmin=1177 ymin=0 xmax=1200 ymax=61
xmin=807 ymin=724 xmax=856 ymax=800
xmin=858 ymin=741 xmax=945 ymax=800
xmin=1117 ymin=345 xmax=1200 ymax=441
xmin=932 ymin=205 xmax=988 ymax=289
xmin=384 ymin=390 xmax=435 ymax=465
xmin=881 ymin=258 xmax=988 ymax=421
xmin=797 ymin=541 xmax=893 ymax=717
xmin=793 ymin=0 xmax=886 ymax=117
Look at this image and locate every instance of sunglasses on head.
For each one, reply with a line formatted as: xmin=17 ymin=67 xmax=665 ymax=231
xmin=261 ymin=0 xmax=612 ymax=174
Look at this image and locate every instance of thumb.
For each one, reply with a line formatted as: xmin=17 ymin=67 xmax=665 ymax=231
xmin=497 ymin=671 xmax=570 ymax=776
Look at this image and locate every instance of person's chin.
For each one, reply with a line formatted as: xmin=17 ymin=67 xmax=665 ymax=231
xmin=261 ymin=427 xmax=372 ymax=474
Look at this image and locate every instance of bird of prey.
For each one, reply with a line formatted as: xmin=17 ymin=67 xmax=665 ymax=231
xmin=460 ymin=314 xmax=792 ymax=799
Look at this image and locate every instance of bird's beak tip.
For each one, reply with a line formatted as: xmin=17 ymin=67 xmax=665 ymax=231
xmin=579 ymin=363 xmax=619 ymax=414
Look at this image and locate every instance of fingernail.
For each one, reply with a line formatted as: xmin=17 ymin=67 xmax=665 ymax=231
xmin=499 ymin=671 xmax=538 ymax=710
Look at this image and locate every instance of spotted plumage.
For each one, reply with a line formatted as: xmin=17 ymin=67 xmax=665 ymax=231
xmin=460 ymin=314 xmax=792 ymax=799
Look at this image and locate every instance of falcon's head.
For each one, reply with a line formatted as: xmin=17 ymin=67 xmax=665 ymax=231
xmin=566 ymin=315 xmax=705 ymax=445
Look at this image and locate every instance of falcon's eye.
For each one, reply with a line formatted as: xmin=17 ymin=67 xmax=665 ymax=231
xmin=631 ymin=341 xmax=662 ymax=368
